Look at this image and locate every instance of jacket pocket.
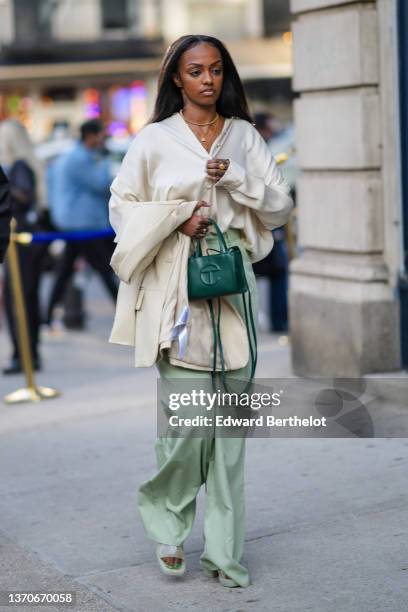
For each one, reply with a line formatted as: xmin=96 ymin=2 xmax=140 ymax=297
xmin=135 ymin=287 xmax=145 ymax=311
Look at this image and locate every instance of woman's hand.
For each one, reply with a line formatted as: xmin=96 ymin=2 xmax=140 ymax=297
xmin=178 ymin=200 xmax=211 ymax=238
xmin=206 ymin=158 xmax=230 ymax=182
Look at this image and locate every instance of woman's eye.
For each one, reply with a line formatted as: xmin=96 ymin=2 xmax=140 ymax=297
xmin=189 ymin=68 xmax=221 ymax=77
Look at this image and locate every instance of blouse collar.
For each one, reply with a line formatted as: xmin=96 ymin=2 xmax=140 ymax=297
xmin=159 ymin=112 xmax=234 ymax=160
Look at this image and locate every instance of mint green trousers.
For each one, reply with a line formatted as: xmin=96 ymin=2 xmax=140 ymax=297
xmin=137 ymin=229 xmax=258 ymax=588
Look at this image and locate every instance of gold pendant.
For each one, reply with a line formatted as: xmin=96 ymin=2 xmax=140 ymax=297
xmin=201 ymin=137 xmax=206 ymax=142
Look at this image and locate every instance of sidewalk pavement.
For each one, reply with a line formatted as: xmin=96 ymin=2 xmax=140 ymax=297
xmin=0 ymin=279 xmax=407 ymax=612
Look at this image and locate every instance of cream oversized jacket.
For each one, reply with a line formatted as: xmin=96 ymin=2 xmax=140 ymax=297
xmin=108 ymin=112 xmax=293 ymax=369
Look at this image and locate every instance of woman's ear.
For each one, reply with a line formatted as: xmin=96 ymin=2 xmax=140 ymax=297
xmin=172 ymin=72 xmax=182 ymax=89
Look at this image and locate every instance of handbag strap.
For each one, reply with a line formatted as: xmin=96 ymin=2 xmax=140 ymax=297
xmin=209 ymin=219 xmax=228 ymax=253
xmin=207 ymin=290 xmax=257 ymax=395
xmin=192 ymin=218 xmax=228 ymax=257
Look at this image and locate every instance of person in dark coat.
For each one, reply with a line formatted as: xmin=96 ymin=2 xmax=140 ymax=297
xmin=0 ymin=119 xmax=48 ymax=374
xmin=0 ymin=165 xmax=11 ymax=263
xmin=253 ymin=112 xmax=291 ymax=332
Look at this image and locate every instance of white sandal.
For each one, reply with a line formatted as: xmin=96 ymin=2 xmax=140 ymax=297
xmin=156 ymin=543 xmax=186 ymax=577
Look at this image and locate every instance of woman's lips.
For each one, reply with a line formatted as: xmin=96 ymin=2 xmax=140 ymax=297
xmin=201 ymin=90 xmax=215 ymax=96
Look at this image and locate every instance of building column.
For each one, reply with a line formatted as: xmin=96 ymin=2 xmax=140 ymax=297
xmin=289 ymin=0 xmax=401 ymax=376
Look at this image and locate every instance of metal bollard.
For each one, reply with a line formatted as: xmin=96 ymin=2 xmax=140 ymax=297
xmin=3 ymin=218 xmax=60 ymax=404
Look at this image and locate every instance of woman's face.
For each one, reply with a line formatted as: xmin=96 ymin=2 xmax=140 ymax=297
xmin=173 ymin=42 xmax=223 ymax=107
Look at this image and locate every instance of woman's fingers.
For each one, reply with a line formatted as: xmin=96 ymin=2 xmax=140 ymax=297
xmin=206 ymin=158 xmax=230 ymax=181
xmin=193 ymin=217 xmax=210 ymax=237
xmin=207 ymin=158 xmax=229 ymax=169
xmin=194 ymin=224 xmax=209 ymax=237
xmin=178 ymin=213 xmax=210 ymax=237
xmin=187 ymin=201 xmax=212 ymax=238
xmin=207 ymin=169 xmax=223 ymax=180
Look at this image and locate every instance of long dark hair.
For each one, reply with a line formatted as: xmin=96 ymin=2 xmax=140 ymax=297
xmin=149 ymin=35 xmax=253 ymax=124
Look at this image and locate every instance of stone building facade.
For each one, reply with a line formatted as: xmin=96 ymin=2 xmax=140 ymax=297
xmin=289 ymin=0 xmax=404 ymax=376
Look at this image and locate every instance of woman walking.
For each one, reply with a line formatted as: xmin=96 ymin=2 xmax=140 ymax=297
xmin=108 ymin=35 xmax=293 ymax=588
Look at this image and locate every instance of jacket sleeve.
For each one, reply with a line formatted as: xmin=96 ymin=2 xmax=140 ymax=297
xmin=8 ymin=160 xmax=36 ymax=214
xmin=108 ymin=132 xmax=197 ymax=283
xmin=215 ymin=125 xmax=294 ymax=229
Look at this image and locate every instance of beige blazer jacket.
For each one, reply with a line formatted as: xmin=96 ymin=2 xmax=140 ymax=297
xmin=108 ymin=113 xmax=293 ymax=369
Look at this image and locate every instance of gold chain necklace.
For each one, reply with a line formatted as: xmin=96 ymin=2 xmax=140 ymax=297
xmin=180 ymin=109 xmax=218 ymax=126
xmin=180 ymin=110 xmax=219 ymax=145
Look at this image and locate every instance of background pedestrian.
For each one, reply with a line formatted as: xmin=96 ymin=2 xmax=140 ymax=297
xmin=45 ymin=119 xmax=117 ymax=327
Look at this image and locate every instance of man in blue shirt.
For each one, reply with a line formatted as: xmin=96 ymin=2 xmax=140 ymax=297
xmin=46 ymin=119 xmax=117 ymax=326
xmin=49 ymin=121 xmax=112 ymax=231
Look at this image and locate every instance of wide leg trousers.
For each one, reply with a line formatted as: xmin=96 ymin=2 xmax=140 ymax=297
xmin=138 ymin=229 xmax=258 ymax=588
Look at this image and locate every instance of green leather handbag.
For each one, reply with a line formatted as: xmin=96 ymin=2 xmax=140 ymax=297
xmin=187 ymin=218 xmax=257 ymax=392
xmin=188 ymin=218 xmax=248 ymax=299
